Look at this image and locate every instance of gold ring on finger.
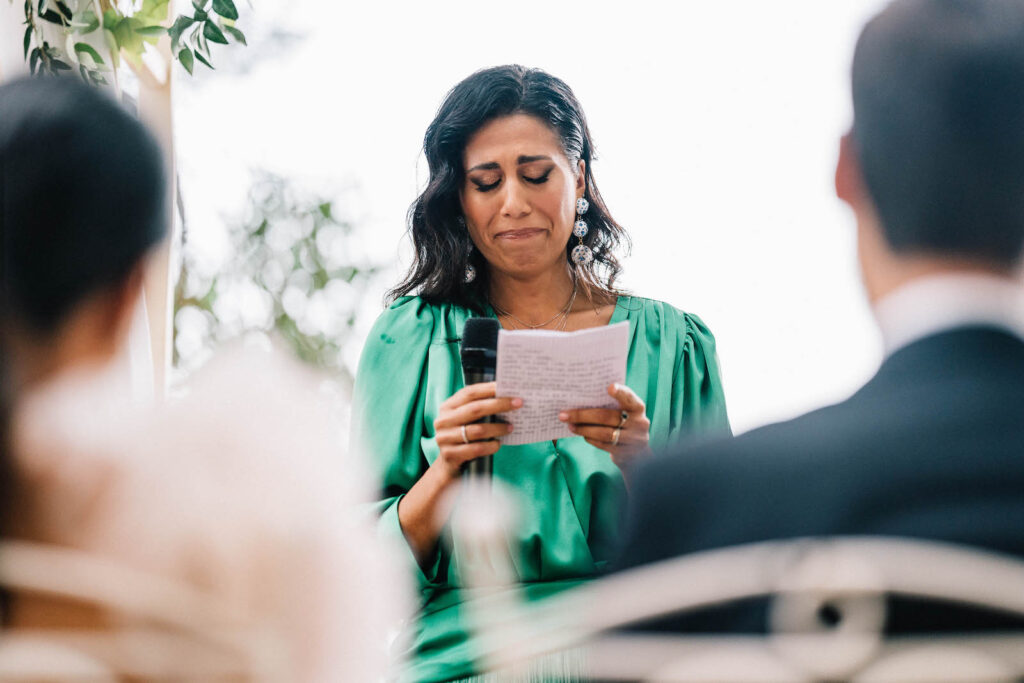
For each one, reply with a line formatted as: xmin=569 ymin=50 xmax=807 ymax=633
xmin=461 ymin=425 xmax=470 ymax=444
xmin=617 ymin=410 xmax=628 ymax=428
xmin=611 ymin=427 xmax=621 ymax=446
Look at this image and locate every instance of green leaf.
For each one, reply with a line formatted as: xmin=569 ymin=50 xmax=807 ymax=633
xmin=177 ymin=46 xmax=194 ymax=74
xmin=39 ymin=8 xmax=64 ymax=23
xmin=50 ymin=59 xmax=72 ymax=71
xmin=54 ymin=0 xmax=71 ymax=20
xmin=196 ymin=26 xmax=209 ymax=55
xmin=101 ymin=28 xmax=120 ymax=67
xmin=222 ymin=24 xmax=246 ymax=45
xmin=202 ymin=20 xmax=227 ymax=44
xmin=194 ymin=49 xmax=214 ymax=69
xmin=23 ymin=25 xmax=31 ymax=59
xmin=112 ymin=17 xmax=144 ymax=53
xmin=135 ymin=0 xmax=170 ymax=24
xmin=101 ymin=9 xmax=120 ymax=30
xmin=74 ymin=41 xmax=105 ymax=66
xmin=211 ymin=0 xmax=237 ymax=20
xmin=134 ymin=25 xmax=166 ymax=37
xmin=29 ymin=46 xmax=41 ymax=75
xmin=192 ymin=0 xmax=206 ymax=10
xmin=168 ymin=15 xmax=194 ymax=50
xmin=73 ymin=10 xmax=100 ymax=33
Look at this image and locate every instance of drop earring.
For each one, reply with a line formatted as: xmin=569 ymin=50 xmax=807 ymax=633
xmin=570 ymin=196 xmax=593 ymax=266
xmin=464 ymin=239 xmax=477 ymax=284
xmin=458 ymin=216 xmax=477 ymax=283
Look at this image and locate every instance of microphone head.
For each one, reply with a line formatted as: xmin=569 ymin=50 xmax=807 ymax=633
xmin=462 ymin=317 xmax=500 ymax=352
xmin=461 ymin=317 xmax=499 ymax=370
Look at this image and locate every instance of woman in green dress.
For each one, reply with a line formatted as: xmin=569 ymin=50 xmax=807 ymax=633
xmin=353 ymin=65 xmax=729 ymax=682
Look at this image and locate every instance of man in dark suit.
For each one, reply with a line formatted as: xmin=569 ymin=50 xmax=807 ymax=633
xmin=616 ymin=0 xmax=1024 ymax=633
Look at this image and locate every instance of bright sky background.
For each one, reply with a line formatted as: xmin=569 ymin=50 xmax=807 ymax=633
xmin=174 ymin=0 xmax=891 ymax=434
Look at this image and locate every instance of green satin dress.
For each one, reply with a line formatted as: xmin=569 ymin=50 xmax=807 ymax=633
xmin=352 ymin=295 xmax=730 ymax=682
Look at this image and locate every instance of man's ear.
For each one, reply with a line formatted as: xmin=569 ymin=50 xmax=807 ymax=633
xmin=103 ymin=262 xmax=146 ymax=351
xmin=835 ymin=133 xmax=865 ymax=209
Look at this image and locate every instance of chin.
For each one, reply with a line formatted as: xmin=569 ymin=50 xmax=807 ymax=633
xmin=493 ymin=254 xmax=565 ymax=279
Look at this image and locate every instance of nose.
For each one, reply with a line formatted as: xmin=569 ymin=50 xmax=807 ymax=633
xmin=499 ymin=179 xmax=531 ymax=219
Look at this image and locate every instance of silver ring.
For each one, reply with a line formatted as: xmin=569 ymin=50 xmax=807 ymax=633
xmin=617 ymin=410 xmax=628 ymax=428
xmin=461 ymin=425 xmax=470 ymax=444
xmin=611 ymin=427 xmax=621 ymax=446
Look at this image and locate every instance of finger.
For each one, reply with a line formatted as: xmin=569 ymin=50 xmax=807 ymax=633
xmin=435 ymin=397 xmax=522 ymax=429
xmin=570 ymin=424 xmax=623 ymax=444
xmin=608 ymin=383 xmax=646 ymax=414
xmin=436 ymin=422 xmax=512 ymax=445
xmin=443 ymin=439 xmax=502 ymax=465
xmin=440 ymin=382 xmax=498 ymax=410
xmin=558 ymin=408 xmax=621 ymax=427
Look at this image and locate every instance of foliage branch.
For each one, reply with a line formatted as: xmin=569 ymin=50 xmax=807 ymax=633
xmin=173 ymin=173 xmax=381 ymax=386
xmin=14 ymin=0 xmax=247 ymax=85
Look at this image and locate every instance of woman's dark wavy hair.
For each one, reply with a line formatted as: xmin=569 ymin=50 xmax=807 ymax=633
xmin=388 ymin=65 xmax=630 ymax=312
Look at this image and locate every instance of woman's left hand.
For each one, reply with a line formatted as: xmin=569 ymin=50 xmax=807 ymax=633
xmin=559 ymin=383 xmax=652 ymax=469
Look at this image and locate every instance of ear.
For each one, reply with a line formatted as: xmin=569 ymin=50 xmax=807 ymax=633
xmin=835 ymin=133 xmax=864 ymax=209
xmin=575 ymin=159 xmax=586 ymax=197
xmin=102 ymin=262 xmax=146 ymax=352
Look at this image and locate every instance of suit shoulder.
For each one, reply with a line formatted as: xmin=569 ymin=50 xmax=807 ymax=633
xmin=636 ymin=399 xmax=857 ymax=485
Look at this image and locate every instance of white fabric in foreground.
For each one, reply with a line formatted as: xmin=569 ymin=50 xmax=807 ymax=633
xmin=11 ymin=345 xmax=411 ymax=681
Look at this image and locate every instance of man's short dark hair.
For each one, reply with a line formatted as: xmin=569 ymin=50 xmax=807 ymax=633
xmin=852 ymin=0 xmax=1024 ymax=267
xmin=0 ymin=77 xmax=167 ymax=334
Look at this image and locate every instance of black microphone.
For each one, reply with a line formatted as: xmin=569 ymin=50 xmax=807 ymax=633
xmin=460 ymin=317 xmax=500 ymax=479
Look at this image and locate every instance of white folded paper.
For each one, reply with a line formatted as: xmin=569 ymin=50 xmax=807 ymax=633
xmin=495 ymin=322 xmax=630 ymax=446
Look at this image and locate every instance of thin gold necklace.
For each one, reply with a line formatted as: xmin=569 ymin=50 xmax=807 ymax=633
xmin=491 ymin=281 xmax=578 ymax=330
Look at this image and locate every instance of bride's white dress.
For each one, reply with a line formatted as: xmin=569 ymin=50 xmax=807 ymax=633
xmin=8 ymin=346 xmax=410 ymax=681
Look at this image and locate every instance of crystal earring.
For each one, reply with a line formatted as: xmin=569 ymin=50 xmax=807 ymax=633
xmin=464 ymin=240 xmax=477 ymax=284
xmin=571 ymin=196 xmax=593 ymax=266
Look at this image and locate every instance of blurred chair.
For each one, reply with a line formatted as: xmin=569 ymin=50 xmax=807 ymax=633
xmin=0 ymin=540 xmax=287 ymax=681
xmin=456 ymin=495 xmax=1024 ymax=682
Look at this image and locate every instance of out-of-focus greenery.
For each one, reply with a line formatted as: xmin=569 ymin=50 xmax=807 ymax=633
xmin=173 ymin=173 xmax=380 ymax=386
xmin=15 ymin=0 xmax=246 ymax=84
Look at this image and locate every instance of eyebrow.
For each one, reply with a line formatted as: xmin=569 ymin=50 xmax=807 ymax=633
xmin=466 ymin=155 xmax=554 ymax=173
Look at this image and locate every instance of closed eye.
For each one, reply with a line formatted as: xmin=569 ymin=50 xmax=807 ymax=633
xmin=523 ymin=169 xmax=552 ymax=185
xmin=472 ymin=179 xmax=501 ymax=192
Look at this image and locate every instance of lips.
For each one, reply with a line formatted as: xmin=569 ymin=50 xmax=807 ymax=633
xmin=495 ymin=228 xmax=546 ymax=240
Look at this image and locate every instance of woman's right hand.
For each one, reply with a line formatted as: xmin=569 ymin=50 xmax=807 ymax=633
xmin=432 ymin=382 xmax=521 ymax=480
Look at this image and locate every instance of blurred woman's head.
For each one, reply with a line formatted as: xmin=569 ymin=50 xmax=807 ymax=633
xmin=0 ymin=76 xmax=167 ymax=387
xmin=390 ymin=65 xmax=628 ymax=310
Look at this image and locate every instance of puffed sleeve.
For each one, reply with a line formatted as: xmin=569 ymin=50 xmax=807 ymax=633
xmin=352 ymin=297 xmax=446 ymax=592
xmin=642 ymin=304 xmax=729 ymax=450
xmin=677 ymin=311 xmax=731 ymax=439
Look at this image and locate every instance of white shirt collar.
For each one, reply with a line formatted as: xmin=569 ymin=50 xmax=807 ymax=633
xmin=873 ymin=272 xmax=1024 ymax=357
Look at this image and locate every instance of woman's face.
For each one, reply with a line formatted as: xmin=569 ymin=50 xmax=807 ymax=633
xmin=460 ymin=114 xmax=585 ymax=280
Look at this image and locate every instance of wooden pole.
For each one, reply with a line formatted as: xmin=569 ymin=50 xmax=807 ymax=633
xmin=134 ymin=28 xmax=178 ymax=399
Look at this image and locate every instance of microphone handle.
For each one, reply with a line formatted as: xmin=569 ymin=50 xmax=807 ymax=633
xmin=463 ymin=367 xmax=495 ymax=479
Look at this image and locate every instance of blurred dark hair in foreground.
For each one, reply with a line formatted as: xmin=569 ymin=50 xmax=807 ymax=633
xmin=852 ymin=0 xmax=1024 ymax=267
xmin=0 ymin=76 xmax=166 ymax=334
